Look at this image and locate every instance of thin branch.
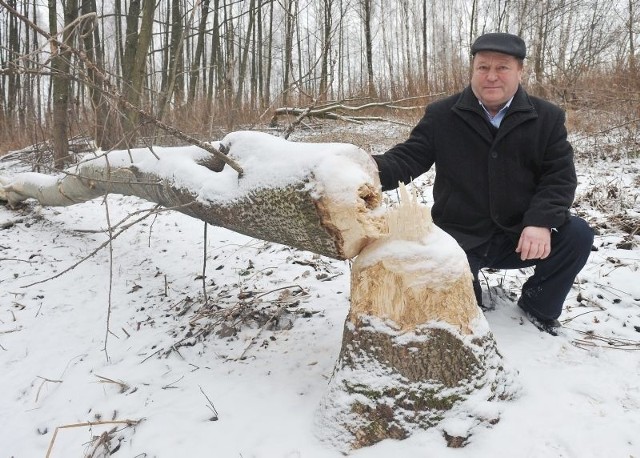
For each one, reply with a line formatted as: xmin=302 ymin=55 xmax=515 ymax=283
xmin=202 ymin=222 xmax=209 ymax=304
xmin=235 ymin=303 xmax=287 ymax=361
xmin=0 ymin=258 xmax=32 ymax=263
xmin=103 ymin=190 xmax=115 ymax=362
xmin=19 ymin=203 xmax=177 ymax=288
xmin=45 ymin=419 xmax=141 ymax=458
xmin=35 ymin=376 xmax=63 ymax=403
xmin=282 ymin=99 xmax=318 ymax=139
xmin=198 ymin=385 xmax=219 ymax=421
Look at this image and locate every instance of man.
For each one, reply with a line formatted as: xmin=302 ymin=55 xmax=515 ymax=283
xmin=372 ymin=32 xmax=594 ymax=335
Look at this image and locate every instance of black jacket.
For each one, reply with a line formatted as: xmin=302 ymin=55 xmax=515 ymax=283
xmin=373 ymin=85 xmax=577 ymax=251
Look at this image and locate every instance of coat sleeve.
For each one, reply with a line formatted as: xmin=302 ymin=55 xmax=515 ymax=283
xmin=522 ymin=108 xmax=577 ymax=229
xmin=372 ymin=107 xmax=436 ymax=191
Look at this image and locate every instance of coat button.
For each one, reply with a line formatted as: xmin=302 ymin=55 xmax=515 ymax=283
xmin=491 ymin=151 xmax=498 ymax=159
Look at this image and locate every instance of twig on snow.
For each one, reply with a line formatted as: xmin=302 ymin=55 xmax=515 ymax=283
xmin=568 ymin=329 xmax=640 ymax=351
xmin=202 ymin=222 xmax=209 ymax=304
xmin=35 ymin=376 xmax=63 ymax=403
xmin=20 ymin=203 xmax=195 ymax=288
xmin=199 ymin=385 xmax=219 ymax=421
xmin=103 ymin=190 xmax=115 ymax=362
xmin=45 ymin=419 xmax=141 ymax=458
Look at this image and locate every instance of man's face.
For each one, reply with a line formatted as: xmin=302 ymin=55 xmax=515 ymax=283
xmin=471 ymin=51 xmax=523 ymax=114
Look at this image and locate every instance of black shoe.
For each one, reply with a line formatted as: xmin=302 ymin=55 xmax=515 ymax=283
xmin=517 ymin=302 xmax=562 ymax=336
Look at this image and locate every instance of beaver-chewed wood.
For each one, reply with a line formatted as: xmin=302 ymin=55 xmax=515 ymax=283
xmin=316 ymin=186 xmax=517 ymax=451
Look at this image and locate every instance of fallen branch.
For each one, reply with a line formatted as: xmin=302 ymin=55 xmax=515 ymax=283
xmin=0 ymin=257 xmax=32 ymax=263
xmin=19 ymin=204 xmax=167 ymax=288
xmin=569 ymin=329 xmax=640 ymax=351
xmin=270 ymin=95 xmax=443 ymax=127
xmin=45 ymin=419 xmax=141 ymax=458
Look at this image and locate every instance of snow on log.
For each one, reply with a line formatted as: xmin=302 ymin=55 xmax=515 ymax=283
xmin=316 ymin=186 xmax=518 ymax=451
xmin=0 ymin=131 xmax=384 ymax=259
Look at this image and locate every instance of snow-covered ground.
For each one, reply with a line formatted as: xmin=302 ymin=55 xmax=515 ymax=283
xmin=1 ymin=127 xmax=639 ymax=457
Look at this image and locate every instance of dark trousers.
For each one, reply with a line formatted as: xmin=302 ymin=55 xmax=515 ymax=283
xmin=465 ymin=216 xmax=594 ymax=320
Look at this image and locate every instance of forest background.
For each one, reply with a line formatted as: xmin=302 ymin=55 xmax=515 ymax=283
xmin=1 ymin=0 xmax=639 ymax=160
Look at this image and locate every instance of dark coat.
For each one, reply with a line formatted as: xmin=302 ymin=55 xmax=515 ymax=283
xmin=373 ymin=85 xmax=577 ymax=251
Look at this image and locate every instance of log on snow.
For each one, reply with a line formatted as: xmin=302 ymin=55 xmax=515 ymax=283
xmin=0 ymin=131 xmax=384 ymax=260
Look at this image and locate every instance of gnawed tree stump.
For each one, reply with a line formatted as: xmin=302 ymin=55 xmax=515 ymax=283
xmin=316 ymin=186 xmax=517 ymax=451
xmin=0 ymin=131 xmax=384 ymax=259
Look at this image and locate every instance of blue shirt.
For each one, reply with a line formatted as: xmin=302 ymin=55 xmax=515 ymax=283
xmin=479 ymin=97 xmax=514 ymax=128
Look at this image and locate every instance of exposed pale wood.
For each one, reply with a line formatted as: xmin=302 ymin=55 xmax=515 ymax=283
xmin=317 ymin=186 xmax=516 ymax=451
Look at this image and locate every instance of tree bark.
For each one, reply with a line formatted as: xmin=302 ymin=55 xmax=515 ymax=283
xmin=157 ymin=0 xmax=187 ymax=120
xmin=234 ymin=0 xmax=256 ymax=109
xmin=121 ymin=0 xmax=156 ymax=146
xmin=81 ymin=0 xmax=115 ymax=150
xmin=282 ymin=0 xmax=295 ymax=106
xmin=0 ymin=131 xmax=382 ymax=260
xmin=49 ymin=0 xmax=76 ymax=169
xmin=361 ymin=0 xmax=377 ymax=98
xmin=188 ymin=0 xmax=211 ymax=105
xmin=316 ymin=186 xmax=517 ymax=451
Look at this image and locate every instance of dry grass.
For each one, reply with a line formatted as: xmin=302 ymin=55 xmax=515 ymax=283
xmin=2 ymin=67 xmax=640 ymax=156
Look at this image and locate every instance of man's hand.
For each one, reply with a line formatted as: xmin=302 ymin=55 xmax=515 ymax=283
xmin=516 ymin=226 xmax=552 ymax=260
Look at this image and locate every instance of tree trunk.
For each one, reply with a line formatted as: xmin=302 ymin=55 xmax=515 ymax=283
xmin=121 ymin=0 xmax=156 ymax=146
xmin=207 ymin=0 xmax=221 ymax=111
xmin=362 ymin=0 xmax=377 ymax=98
xmin=5 ymin=0 xmax=21 ymax=132
xmin=188 ymin=0 xmax=211 ymax=105
xmin=319 ymin=0 xmax=332 ymax=100
xmin=157 ymin=0 xmax=186 ymax=120
xmin=630 ymin=0 xmax=637 ymax=75
xmin=316 ymin=186 xmax=517 ymax=451
xmin=263 ymin=0 xmax=274 ymax=108
xmin=0 ymin=131 xmax=382 ymax=260
xmin=282 ymin=0 xmax=295 ymax=106
xmin=234 ymin=0 xmax=256 ymax=109
xmin=49 ymin=0 xmax=76 ymax=169
xmin=81 ymin=0 xmax=116 ymax=150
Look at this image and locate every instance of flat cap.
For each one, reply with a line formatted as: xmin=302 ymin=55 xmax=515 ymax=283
xmin=471 ymin=33 xmax=526 ymax=59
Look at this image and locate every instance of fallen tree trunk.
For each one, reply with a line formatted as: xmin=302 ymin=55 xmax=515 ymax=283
xmin=316 ymin=186 xmax=517 ymax=451
xmin=1 ymin=133 xmax=516 ymax=451
xmin=0 ymin=131 xmax=383 ymax=259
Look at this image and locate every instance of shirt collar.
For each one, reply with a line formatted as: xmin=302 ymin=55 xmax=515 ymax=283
xmin=479 ymin=97 xmax=514 ymax=128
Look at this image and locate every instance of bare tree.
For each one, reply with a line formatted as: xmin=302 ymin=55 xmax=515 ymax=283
xmin=121 ymin=0 xmax=156 ymax=146
xmin=629 ymin=0 xmax=637 ymax=74
xmin=319 ymin=0 xmax=333 ymax=100
xmin=157 ymin=0 xmax=189 ymax=120
xmin=235 ymin=0 xmax=257 ymax=109
xmin=360 ymin=0 xmax=377 ymax=97
xmin=188 ymin=0 xmax=211 ymax=105
xmin=49 ymin=0 xmax=77 ymax=169
xmin=81 ymin=0 xmax=114 ymax=150
xmin=282 ymin=0 xmax=295 ymax=106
